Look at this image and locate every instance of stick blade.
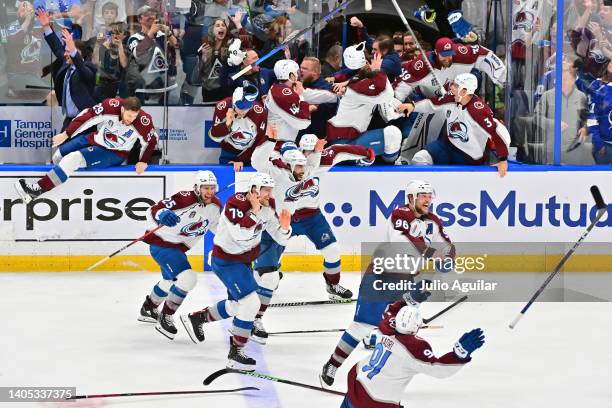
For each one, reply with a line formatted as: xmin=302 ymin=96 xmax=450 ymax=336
xmin=509 ymin=313 xmax=523 ymax=329
xmin=203 ymin=369 xmax=232 ymax=386
xmin=590 ymin=185 xmax=606 ymax=210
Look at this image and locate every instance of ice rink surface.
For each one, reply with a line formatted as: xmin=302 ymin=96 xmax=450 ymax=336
xmin=2 ymin=271 xmax=611 ymax=408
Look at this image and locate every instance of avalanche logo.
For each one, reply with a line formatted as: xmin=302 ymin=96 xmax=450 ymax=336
xmin=20 ymin=35 xmax=41 ymax=64
xmin=285 ymin=177 xmax=320 ymax=202
xmin=448 ymin=121 xmax=469 ymax=142
xmin=103 ymin=129 xmax=133 ymax=148
xmin=181 ymin=219 xmax=209 ymax=237
xmin=608 ymin=110 xmax=612 ymax=129
xmin=228 ymin=130 xmax=255 ymax=148
xmin=513 ymin=11 xmax=535 ymax=31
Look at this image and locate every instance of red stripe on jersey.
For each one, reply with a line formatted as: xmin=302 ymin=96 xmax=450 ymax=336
xmin=346 ymin=365 xmax=401 ymax=408
xmin=212 ymin=244 xmax=261 ymax=263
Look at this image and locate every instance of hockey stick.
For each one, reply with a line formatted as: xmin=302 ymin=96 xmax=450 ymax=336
xmin=68 ymin=386 xmax=259 ymax=400
xmin=268 ymin=325 xmax=443 ymax=335
xmin=268 ymin=298 xmax=356 ymax=308
xmin=389 ymin=0 xmax=447 ymax=96
xmin=422 ymin=295 xmax=468 ymax=324
xmin=86 ymin=182 xmax=235 ymax=271
xmin=231 ymin=0 xmax=356 ymax=80
xmin=509 ymin=186 xmax=607 ymax=329
xmin=203 ymin=369 xmax=345 ymax=396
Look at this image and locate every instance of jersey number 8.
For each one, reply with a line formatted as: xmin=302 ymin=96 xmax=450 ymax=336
xmin=361 ymin=343 xmax=392 ymax=379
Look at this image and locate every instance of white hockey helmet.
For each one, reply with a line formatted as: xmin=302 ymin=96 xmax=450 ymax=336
xmin=283 ymin=149 xmax=308 ymax=171
xmin=394 ymin=305 xmax=422 ymax=335
xmin=249 ymin=172 xmax=275 ymax=192
xmin=194 ymin=170 xmax=218 ymax=192
xmin=274 ymin=59 xmax=300 ymax=81
xmin=453 ymin=72 xmax=478 ymax=95
xmin=343 ymin=41 xmax=367 ymax=70
xmin=299 ymin=134 xmax=319 ymax=152
xmin=406 ymin=180 xmax=436 ymax=201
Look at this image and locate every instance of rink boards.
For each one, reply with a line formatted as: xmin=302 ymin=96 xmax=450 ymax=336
xmin=0 ymin=164 xmax=610 ymax=272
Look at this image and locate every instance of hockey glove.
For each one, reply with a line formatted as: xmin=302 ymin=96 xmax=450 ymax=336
xmin=402 ymin=279 xmax=432 ymax=305
xmin=227 ymin=38 xmax=246 ymax=67
xmin=454 ymin=328 xmax=485 ymax=359
xmin=157 ymin=209 xmax=181 ymax=227
xmin=448 ymin=10 xmax=473 ymax=40
xmin=414 ymin=6 xmax=436 ymax=24
xmin=356 ymin=148 xmax=375 ymax=166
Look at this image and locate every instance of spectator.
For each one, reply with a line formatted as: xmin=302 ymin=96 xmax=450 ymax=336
xmin=92 ymin=22 xmax=128 ymax=101
xmin=36 ymin=8 xmax=97 ymax=130
xmin=92 ymin=1 xmax=127 ymax=34
xmin=126 ymin=5 xmax=178 ymax=104
xmin=263 ymin=0 xmax=296 ymax=19
xmin=202 ymin=0 xmax=231 ymax=39
xmin=321 ymin=44 xmax=343 ymax=79
xmin=586 ymin=61 xmax=612 ymax=164
xmin=259 ymin=15 xmax=305 ymax=69
xmin=187 ymin=17 xmax=231 ymax=103
xmin=33 ymin=0 xmax=84 ymax=33
xmin=90 ymin=1 xmax=121 ymax=39
xmin=565 ymin=0 xmax=601 ymax=31
xmin=3 ymin=1 xmax=51 ymax=99
xmin=220 ymin=47 xmax=276 ymax=100
xmin=533 ymin=62 xmax=592 ymax=164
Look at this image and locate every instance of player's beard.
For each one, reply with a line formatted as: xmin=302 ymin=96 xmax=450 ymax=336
xmin=413 ymin=201 xmax=429 ymax=216
xmin=293 ymin=171 xmax=304 ymax=181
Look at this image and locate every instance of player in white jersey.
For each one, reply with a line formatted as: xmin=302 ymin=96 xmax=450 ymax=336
xmin=15 ymin=97 xmax=157 ymax=203
xmin=341 ymin=304 xmax=485 ymax=408
xmin=137 ymin=171 xmax=221 ymax=340
xmin=406 ymin=73 xmax=510 ymax=177
xmin=246 ymin=128 xmax=373 ymax=342
xmin=326 ymin=42 xmax=406 ymax=163
xmin=321 ymin=180 xmax=455 ymax=387
xmin=393 ymin=37 xmax=506 ymax=101
xmin=180 ymin=173 xmax=291 ymax=370
xmin=265 ymin=59 xmax=313 ymax=142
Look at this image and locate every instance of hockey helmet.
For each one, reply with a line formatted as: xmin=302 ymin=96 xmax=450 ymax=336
xmin=453 ymin=73 xmax=478 ymax=95
xmin=394 ymin=305 xmax=422 ymax=335
xmin=406 ymin=180 xmax=436 ymax=201
xmin=274 ymin=59 xmax=300 ymax=81
xmin=249 ymin=172 xmax=275 ymax=192
xmin=232 ymin=84 xmax=259 ymax=111
xmin=194 ymin=170 xmax=218 ymax=192
xmin=343 ymin=41 xmax=367 ymax=70
xmin=299 ymin=134 xmax=319 ymax=152
xmin=283 ymin=149 xmax=307 ymax=171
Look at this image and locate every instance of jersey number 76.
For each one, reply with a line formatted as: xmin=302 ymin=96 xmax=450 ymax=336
xmin=361 ymin=343 xmax=392 ymax=379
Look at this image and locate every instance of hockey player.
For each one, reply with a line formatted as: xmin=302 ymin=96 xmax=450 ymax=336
xmin=298 ymin=134 xmax=376 ymax=169
xmin=321 ymin=180 xmax=455 ymax=387
xmin=246 ymin=127 xmax=373 ymax=343
xmin=341 ymin=304 xmax=485 ymax=408
xmin=179 ymin=173 xmax=291 ymax=370
xmin=586 ymin=75 xmax=612 ymax=164
xmin=393 ymin=37 xmax=506 ymax=100
xmin=406 ymin=73 xmax=510 ymax=177
xmin=326 ymin=42 xmax=407 ymax=163
xmin=209 ymin=84 xmax=268 ymax=169
xmin=265 ymin=59 xmax=313 ymax=142
xmin=138 ymin=171 xmax=222 ymax=340
xmin=15 ymin=97 xmax=157 ymax=203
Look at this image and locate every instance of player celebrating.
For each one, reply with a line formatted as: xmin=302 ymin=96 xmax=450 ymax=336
xmin=138 ymin=171 xmax=222 ymax=340
xmin=393 ymin=37 xmax=506 ymax=100
xmin=180 ymin=173 xmax=291 ymax=370
xmin=341 ymin=304 xmax=485 ymax=408
xmin=320 ymin=180 xmax=455 ymax=386
xmin=406 ymin=73 xmax=510 ymax=177
xmin=209 ymin=84 xmax=268 ymax=170
xmin=247 ymin=128 xmax=373 ymax=344
xmin=15 ymin=97 xmax=157 ymax=203
xmin=265 ymin=59 xmax=312 ymax=142
xmin=298 ymin=134 xmax=376 ymax=170
xmin=326 ymin=42 xmax=405 ymax=163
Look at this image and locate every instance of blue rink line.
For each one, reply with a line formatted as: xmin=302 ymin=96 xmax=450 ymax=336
xmin=0 ymin=163 xmax=611 ymax=173
xmin=204 ymin=274 xmax=281 ymax=408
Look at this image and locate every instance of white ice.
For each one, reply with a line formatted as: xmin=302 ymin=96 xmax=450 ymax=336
xmin=1 ymin=272 xmax=611 ymax=408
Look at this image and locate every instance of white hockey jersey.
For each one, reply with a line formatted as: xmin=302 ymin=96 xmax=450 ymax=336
xmin=412 ymin=94 xmax=510 ymax=161
xmin=265 ymin=82 xmax=311 ymax=142
xmin=212 ymin=192 xmax=292 ymax=262
xmin=251 ymin=141 xmax=373 ymax=221
xmin=65 ymin=98 xmax=158 ymax=162
xmin=327 ymin=71 xmax=396 ymax=141
xmin=393 ymin=43 xmax=506 ymax=100
xmin=144 ymin=191 xmax=221 ymax=252
xmin=346 ymin=323 xmax=468 ymax=407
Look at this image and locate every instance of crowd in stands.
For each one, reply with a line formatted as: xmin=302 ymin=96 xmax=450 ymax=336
xmin=0 ymin=0 xmax=610 ymax=166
